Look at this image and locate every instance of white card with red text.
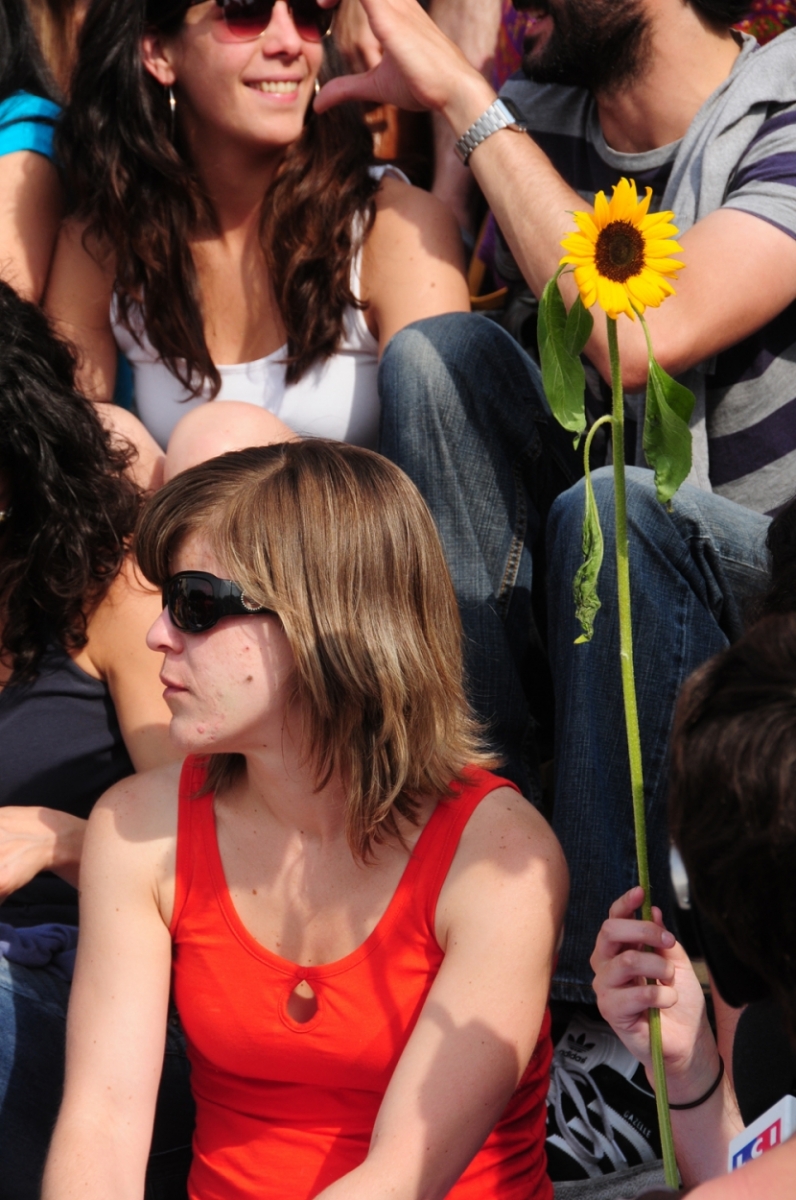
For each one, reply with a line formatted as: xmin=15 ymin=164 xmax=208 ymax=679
xmin=728 ymin=1095 xmax=796 ymax=1172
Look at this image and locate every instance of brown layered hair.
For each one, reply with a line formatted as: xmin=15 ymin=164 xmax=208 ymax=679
xmin=56 ymin=0 xmax=378 ymax=395
xmin=135 ymin=441 xmax=497 ymax=859
xmin=669 ymin=614 xmax=796 ymax=1042
xmin=25 ymin=0 xmax=85 ymax=95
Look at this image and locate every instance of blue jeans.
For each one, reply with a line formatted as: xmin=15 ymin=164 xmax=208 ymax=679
xmin=379 ymin=314 xmax=581 ymax=800
xmin=548 ymin=468 xmax=771 ymax=1003
xmin=0 ymin=954 xmax=194 ymax=1200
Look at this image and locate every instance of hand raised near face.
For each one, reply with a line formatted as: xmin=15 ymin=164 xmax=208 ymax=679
xmin=314 ymin=0 xmax=482 ymax=117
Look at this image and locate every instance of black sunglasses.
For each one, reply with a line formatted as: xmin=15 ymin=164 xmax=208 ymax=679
xmin=163 ymin=571 xmax=272 ymax=633
xmin=188 ymin=0 xmax=335 ymax=43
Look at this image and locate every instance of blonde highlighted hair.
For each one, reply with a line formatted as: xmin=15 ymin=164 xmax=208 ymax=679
xmin=135 ymin=440 xmax=497 ymax=859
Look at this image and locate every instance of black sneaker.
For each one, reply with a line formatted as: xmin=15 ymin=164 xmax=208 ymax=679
xmin=546 ymin=1013 xmax=663 ymax=1188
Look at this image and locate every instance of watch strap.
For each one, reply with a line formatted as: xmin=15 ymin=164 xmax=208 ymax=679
xmin=454 ymin=98 xmax=527 ymax=166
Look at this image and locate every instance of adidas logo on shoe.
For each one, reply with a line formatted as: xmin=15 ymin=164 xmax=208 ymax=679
xmin=560 ymin=1032 xmax=597 ymax=1065
xmin=546 ymin=1013 xmax=663 ymax=1183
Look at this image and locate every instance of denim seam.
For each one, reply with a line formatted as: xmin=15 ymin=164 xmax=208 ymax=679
xmin=495 ymin=460 xmax=527 ymax=621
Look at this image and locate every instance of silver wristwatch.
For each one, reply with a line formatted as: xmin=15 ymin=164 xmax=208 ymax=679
xmin=454 ymin=98 xmax=528 ymax=166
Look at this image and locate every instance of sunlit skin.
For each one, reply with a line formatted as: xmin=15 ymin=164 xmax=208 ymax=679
xmin=314 ymin=0 xmax=796 ymax=395
xmin=146 ymin=535 xmax=298 ymax=758
xmin=144 ymin=0 xmax=324 ymax=176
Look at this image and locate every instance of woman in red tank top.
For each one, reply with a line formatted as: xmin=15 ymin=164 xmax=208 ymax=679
xmin=44 ymin=440 xmax=568 ymax=1200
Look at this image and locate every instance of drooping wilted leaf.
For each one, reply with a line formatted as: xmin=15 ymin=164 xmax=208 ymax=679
xmin=538 ymin=271 xmax=588 ymax=440
xmin=643 ymin=357 xmax=695 ymax=504
xmin=573 ymin=463 xmax=604 ymax=643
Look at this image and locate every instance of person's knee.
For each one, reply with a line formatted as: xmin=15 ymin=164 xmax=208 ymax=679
xmin=549 ymin=466 xmax=662 ymax=542
xmin=164 ymin=402 xmax=297 ymax=482
xmin=380 ymin=312 xmax=543 ymax=442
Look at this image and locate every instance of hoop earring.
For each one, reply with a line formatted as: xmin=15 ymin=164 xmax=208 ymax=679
xmin=168 ymin=86 xmax=177 ymax=137
xmin=314 ymin=78 xmax=320 ymax=97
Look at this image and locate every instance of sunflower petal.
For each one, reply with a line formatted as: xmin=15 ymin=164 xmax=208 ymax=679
xmin=573 ymin=210 xmax=600 ymax=241
xmin=593 ymin=190 xmax=610 ymax=229
xmin=574 ymin=266 xmax=598 ymax=308
xmin=610 ymin=177 xmax=636 ymax=223
xmin=561 ymin=233 xmax=597 ymax=257
xmin=646 ymin=258 xmax=686 ymax=276
xmin=626 ymin=274 xmax=668 ymax=308
xmin=641 ymin=224 xmax=681 ymax=244
xmin=640 ymin=209 xmax=678 ymax=232
xmin=635 ymin=187 xmax=653 ymax=222
xmin=644 ymin=238 xmax=684 ymax=258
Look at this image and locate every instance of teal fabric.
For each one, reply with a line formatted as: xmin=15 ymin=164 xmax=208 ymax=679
xmin=0 ymin=90 xmax=59 ymax=161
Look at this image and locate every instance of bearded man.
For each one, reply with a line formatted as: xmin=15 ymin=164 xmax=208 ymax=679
xmin=317 ymin=5 xmax=796 ymax=1184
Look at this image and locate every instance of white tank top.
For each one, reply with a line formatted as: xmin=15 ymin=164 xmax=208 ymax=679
xmin=111 ymin=166 xmax=405 ymax=451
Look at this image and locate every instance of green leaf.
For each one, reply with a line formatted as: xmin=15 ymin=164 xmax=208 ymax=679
xmin=573 ymin=463 xmax=604 ymax=643
xmin=538 ymin=271 xmax=588 ymax=439
xmin=643 ymin=357 xmax=696 ymax=504
xmin=564 ymin=293 xmax=594 ymax=358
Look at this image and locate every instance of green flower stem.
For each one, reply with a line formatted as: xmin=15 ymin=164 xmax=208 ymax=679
xmin=606 ymin=316 xmax=679 ymax=1188
xmin=582 ymin=413 xmax=614 ymax=466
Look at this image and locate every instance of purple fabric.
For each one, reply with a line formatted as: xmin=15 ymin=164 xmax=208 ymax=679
xmin=0 ymin=921 xmax=77 ymax=982
xmin=707 ymin=395 xmax=796 ymax=490
xmin=730 ymin=149 xmax=796 ymax=189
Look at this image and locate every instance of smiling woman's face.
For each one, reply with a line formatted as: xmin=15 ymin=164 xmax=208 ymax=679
xmin=142 ymin=0 xmax=324 ymax=157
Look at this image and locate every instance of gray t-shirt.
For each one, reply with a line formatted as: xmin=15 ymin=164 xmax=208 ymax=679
xmin=500 ymin=33 xmax=796 ymax=515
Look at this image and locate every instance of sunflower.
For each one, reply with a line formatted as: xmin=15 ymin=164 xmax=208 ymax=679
xmin=560 ymin=177 xmax=684 ymax=321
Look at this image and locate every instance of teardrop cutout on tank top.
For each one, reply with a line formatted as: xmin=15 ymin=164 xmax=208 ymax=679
xmin=287 ymin=978 xmax=319 ymax=1024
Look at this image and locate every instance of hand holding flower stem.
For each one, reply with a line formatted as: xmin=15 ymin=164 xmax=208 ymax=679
xmin=539 ymin=178 xmax=695 ymax=1189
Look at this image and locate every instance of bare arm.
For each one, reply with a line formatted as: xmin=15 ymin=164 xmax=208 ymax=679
xmin=315 ymin=787 xmax=569 ymax=1200
xmin=687 ymin=1137 xmax=796 ymax=1199
xmin=0 ymin=150 xmax=62 ymax=302
xmin=316 ymin=0 xmax=796 ymax=389
xmin=42 ymin=767 xmax=180 ymax=1200
xmin=428 ymin=0 xmax=503 ymax=235
xmin=362 ymin=174 xmax=470 ymax=351
xmin=0 ymin=563 xmax=175 ymax=900
xmin=44 ymin=217 xmax=118 ymax=401
xmin=83 ymin=559 xmax=177 ymax=772
xmin=591 ymin=888 xmax=744 ymax=1187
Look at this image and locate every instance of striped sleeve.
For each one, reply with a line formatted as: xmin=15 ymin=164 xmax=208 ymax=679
xmin=723 ymin=102 xmax=796 ymax=238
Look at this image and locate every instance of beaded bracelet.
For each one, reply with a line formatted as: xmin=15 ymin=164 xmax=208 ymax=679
xmin=669 ymin=1055 xmax=725 ymax=1111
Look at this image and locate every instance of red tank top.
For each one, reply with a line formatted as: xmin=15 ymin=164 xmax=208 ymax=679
xmin=171 ymin=756 xmax=553 ymax=1200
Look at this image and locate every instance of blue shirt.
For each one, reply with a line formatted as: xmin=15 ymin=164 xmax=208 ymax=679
xmin=0 ymin=89 xmax=59 ymax=161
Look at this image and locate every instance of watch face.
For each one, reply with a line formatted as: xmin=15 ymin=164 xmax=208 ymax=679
xmin=501 ymin=97 xmax=526 ymax=126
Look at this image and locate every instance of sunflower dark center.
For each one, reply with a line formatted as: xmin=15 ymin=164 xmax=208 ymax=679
xmin=594 ymin=220 xmax=645 ymax=282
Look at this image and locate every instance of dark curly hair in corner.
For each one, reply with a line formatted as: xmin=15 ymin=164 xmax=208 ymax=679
xmin=56 ymin=0 xmax=378 ymax=397
xmin=0 ymin=281 xmax=141 ymax=683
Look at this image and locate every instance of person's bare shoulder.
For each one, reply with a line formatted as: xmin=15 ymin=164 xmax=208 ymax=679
xmin=91 ymin=759 xmax=182 ymax=839
xmin=362 ymin=172 xmax=470 ymax=339
xmin=437 ymin=782 xmax=569 ymax=941
xmin=372 ymin=172 xmax=466 ymax=263
xmin=462 ymin=784 xmax=568 ymax=885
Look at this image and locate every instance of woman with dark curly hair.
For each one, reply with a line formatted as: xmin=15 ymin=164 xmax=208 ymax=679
xmin=44 ymin=0 xmax=468 ymax=459
xmin=0 ymin=281 xmax=189 ymax=1200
